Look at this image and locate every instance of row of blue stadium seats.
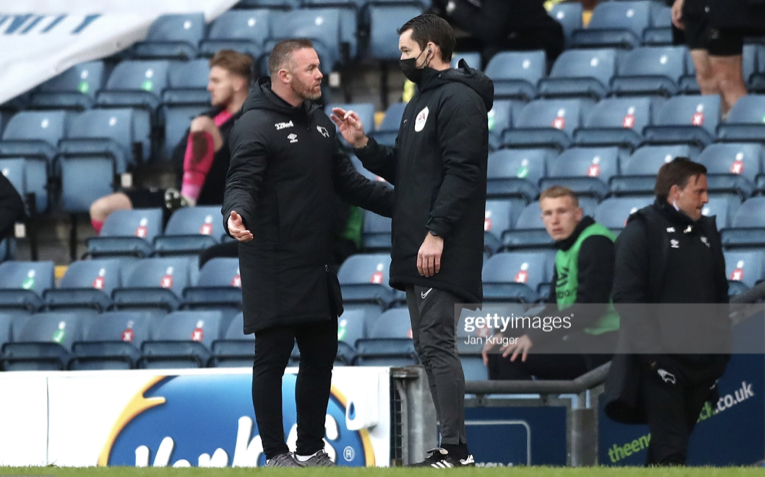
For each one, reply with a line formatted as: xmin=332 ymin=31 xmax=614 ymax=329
xmin=0 ymin=304 xmax=497 ymax=378
xmin=469 ymin=46 xmax=765 ymax=103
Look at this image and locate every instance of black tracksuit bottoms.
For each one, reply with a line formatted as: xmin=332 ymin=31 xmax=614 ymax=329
xmin=252 ymin=317 xmax=338 ymax=459
xmin=406 ymin=285 xmax=468 ymax=447
xmin=641 ymin=363 xmax=717 ymax=465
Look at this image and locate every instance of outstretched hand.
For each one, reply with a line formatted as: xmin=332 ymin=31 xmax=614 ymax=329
xmin=330 ymin=107 xmax=369 ymax=149
xmin=227 ymin=211 xmax=253 ymax=242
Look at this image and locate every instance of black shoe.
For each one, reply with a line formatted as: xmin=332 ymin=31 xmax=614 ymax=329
xmin=408 ymin=448 xmax=476 ymax=468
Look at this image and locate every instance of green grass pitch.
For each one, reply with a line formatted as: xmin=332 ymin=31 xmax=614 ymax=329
xmin=1 ymin=467 xmax=763 ymax=476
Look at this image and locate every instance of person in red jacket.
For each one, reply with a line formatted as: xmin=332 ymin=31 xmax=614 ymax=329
xmin=89 ymin=50 xmax=252 ymax=232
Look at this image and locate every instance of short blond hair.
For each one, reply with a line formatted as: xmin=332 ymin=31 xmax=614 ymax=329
xmin=539 ymin=185 xmax=579 ymax=208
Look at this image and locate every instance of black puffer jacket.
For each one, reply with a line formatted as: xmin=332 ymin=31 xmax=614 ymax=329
xmin=355 ymin=62 xmax=493 ymax=303
xmin=223 ymin=78 xmax=394 ymax=333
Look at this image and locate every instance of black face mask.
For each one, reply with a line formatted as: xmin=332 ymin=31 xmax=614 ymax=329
xmin=399 ymin=48 xmax=430 ymax=84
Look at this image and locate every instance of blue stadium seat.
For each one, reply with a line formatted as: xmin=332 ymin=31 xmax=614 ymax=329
xmin=154 ymin=206 xmax=224 ymax=255
xmin=30 ymin=61 xmax=105 ymax=110
xmin=210 ymin=312 xmax=254 ymax=368
xmin=354 ymin=308 xmax=417 ymax=366
xmin=724 ymin=250 xmax=765 ymax=288
xmin=541 ymin=147 xmax=620 ymax=200
xmin=234 ymin=0 xmax=298 ymax=8
xmin=0 ymin=158 xmax=27 ymax=207
xmin=502 ymin=99 xmax=593 ymax=151
xmin=500 ymin=202 xmax=553 ymax=250
xmin=703 ymin=195 xmax=741 ymax=229
xmin=44 ymin=259 xmax=122 ymax=312
xmin=69 ymin=311 xmax=154 ymax=370
xmin=182 ymin=257 xmax=242 ymax=312
xmin=594 ymin=197 xmax=653 ymax=235
xmin=162 ymin=106 xmax=208 ymax=160
xmin=301 ymin=0 xmax=359 ymax=60
xmin=140 ymin=310 xmax=223 ymax=368
xmin=336 ymin=308 xmax=366 ymax=364
xmin=451 ymin=52 xmax=482 ymax=71
xmin=86 ymin=208 xmax=164 ymax=258
xmin=96 ymin=60 xmax=171 ymax=124
xmin=485 ymin=199 xmax=522 ymax=255
xmin=263 ymin=9 xmax=345 ymax=73
xmin=370 ymin=102 xmax=406 ymax=147
xmin=362 ymin=212 xmax=391 ymax=252
xmin=482 ymin=252 xmax=550 ymax=303
xmin=328 ymin=103 xmax=375 ymax=140
xmin=58 ymin=109 xmax=141 ymax=212
xmin=1 ymin=312 xmax=82 ymax=371
xmin=112 ymin=257 xmax=195 ymax=311
xmin=696 ymin=143 xmax=762 ymax=200
xmin=572 ymin=1 xmax=651 ymax=49
xmin=549 ymin=1 xmax=583 ymax=48
xmin=0 ymin=110 xmax=71 ymax=212
xmin=746 ymin=45 xmax=765 ymax=91
xmin=0 ymin=313 xmax=15 ymax=352
xmin=574 ymin=96 xmax=659 ymax=150
xmin=0 ymin=261 xmax=54 ymax=313
xmin=487 ymin=100 xmax=521 ymax=150
xmin=133 ymin=13 xmax=206 ymax=60
xmin=484 ymin=51 xmax=546 ymax=101
xmin=721 ymin=197 xmax=765 ymax=249
xmin=610 ymin=46 xmax=687 ymax=97
xmin=368 ymin=5 xmax=424 ymax=60
xmin=716 ymin=95 xmax=765 ymax=143
xmin=486 ymin=148 xmax=548 ymax=202
xmin=538 ymin=49 xmax=618 ymax=100
xmin=643 ymin=95 xmax=721 ymax=148
xmin=199 ymin=10 xmax=271 ymax=60
xmin=163 ymin=59 xmax=211 ymax=107
xmin=610 ymin=144 xmax=696 ymax=196
xmin=337 ymin=253 xmax=396 ymax=309
xmin=643 ymin=4 xmax=672 ymax=46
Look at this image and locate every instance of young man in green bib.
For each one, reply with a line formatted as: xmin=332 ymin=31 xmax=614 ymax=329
xmin=483 ymin=186 xmax=619 ymax=380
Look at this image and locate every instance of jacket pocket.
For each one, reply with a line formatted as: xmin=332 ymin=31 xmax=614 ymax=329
xmin=327 ymin=266 xmax=344 ymax=318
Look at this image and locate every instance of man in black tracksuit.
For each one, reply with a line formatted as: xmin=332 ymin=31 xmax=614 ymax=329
xmin=222 ymin=39 xmax=393 ymax=468
xmin=331 ymin=14 xmax=493 ymax=468
xmin=604 ymin=158 xmax=730 ymax=465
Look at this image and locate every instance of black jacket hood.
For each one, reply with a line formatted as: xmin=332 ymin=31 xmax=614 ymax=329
xmin=241 ymin=76 xmax=321 ymax=118
xmin=418 ymin=59 xmax=495 ymax=111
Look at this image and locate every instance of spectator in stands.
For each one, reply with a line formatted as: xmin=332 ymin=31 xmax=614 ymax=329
xmin=0 ymin=172 xmax=25 ymax=240
xmin=428 ymin=0 xmax=565 ymax=65
xmin=223 ymin=39 xmax=393 ymax=468
xmin=671 ymin=0 xmax=747 ymax=114
xmin=604 ymin=158 xmax=729 ymax=465
xmin=482 ymin=186 xmax=619 ymax=380
xmin=332 ymin=14 xmax=493 ymax=468
xmin=89 ymin=50 xmax=252 ymax=233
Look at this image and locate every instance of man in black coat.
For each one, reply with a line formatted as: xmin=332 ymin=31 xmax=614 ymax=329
xmin=222 ymin=39 xmax=394 ymax=467
xmin=331 ymin=14 xmax=493 ymax=468
xmin=604 ymin=157 xmax=730 ymax=466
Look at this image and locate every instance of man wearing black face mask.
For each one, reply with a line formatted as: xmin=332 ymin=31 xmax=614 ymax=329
xmin=331 ymin=14 xmax=493 ymax=469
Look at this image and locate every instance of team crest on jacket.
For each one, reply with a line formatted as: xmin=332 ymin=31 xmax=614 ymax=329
xmin=317 ymin=125 xmax=330 ymax=138
xmin=414 ymin=107 xmax=429 ymax=132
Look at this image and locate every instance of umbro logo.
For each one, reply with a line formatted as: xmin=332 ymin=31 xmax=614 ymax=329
xmin=288 ymin=133 xmax=298 ymax=143
xmin=670 ymin=239 xmax=679 ymax=249
xmin=275 ymin=120 xmax=294 ymax=130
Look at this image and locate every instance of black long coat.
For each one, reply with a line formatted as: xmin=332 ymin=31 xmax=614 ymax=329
xmin=222 ymin=78 xmax=393 ymax=333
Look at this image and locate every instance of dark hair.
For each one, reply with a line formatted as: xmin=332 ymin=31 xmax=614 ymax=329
xmin=397 ymin=14 xmax=455 ymax=63
xmin=209 ymin=50 xmax=254 ymax=84
xmin=540 ymin=185 xmax=579 ymax=208
xmin=268 ymin=38 xmax=314 ymax=75
xmin=654 ymin=157 xmax=708 ymax=201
